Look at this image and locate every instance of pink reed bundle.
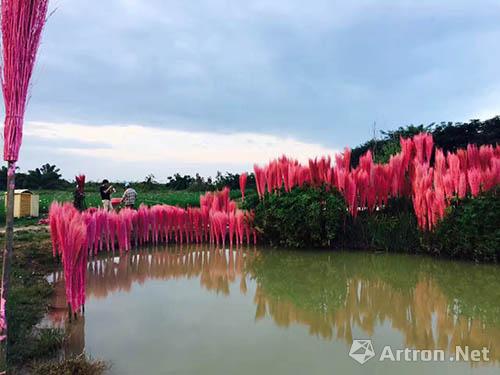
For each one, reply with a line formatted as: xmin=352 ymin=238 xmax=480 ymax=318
xmin=75 ymin=174 xmax=85 ymax=193
xmin=239 ymin=173 xmax=248 ymax=201
xmin=48 ymin=203 xmax=87 ymax=314
xmin=2 ymin=0 xmax=49 ymax=162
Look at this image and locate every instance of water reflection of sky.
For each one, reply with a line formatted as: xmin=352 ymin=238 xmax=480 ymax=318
xmin=47 ymin=247 xmax=500 ymax=375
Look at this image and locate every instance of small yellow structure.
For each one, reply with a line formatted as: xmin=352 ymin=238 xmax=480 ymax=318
xmin=4 ymin=189 xmax=39 ymax=218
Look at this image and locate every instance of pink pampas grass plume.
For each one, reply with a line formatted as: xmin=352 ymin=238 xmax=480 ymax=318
xmin=2 ymin=0 xmax=50 ymax=162
xmin=239 ymin=173 xmax=248 ymax=201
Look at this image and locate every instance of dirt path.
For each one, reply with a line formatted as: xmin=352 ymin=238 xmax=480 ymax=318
xmin=0 ymin=225 xmax=48 ymax=234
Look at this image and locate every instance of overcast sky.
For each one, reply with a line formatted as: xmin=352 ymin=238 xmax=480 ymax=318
xmin=3 ymin=0 xmax=500 ymax=181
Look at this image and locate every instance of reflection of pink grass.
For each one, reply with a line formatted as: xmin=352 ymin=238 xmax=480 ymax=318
xmin=254 ymin=133 xmax=500 ymax=230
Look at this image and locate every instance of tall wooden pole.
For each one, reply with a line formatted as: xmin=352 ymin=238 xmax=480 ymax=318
xmin=0 ymin=161 xmax=15 ymax=373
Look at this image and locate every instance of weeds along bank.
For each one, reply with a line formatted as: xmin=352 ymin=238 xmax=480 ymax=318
xmin=0 ymin=230 xmax=106 ymax=374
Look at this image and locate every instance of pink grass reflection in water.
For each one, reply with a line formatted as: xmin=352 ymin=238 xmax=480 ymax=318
xmin=46 ymin=247 xmax=500 ymax=375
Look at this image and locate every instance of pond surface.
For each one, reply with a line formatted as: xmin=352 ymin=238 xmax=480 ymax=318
xmin=47 ymin=247 xmax=500 ymax=375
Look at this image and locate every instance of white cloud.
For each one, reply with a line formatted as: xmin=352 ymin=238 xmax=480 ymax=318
xmin=25 ymin=121 xmax=337 ymax=166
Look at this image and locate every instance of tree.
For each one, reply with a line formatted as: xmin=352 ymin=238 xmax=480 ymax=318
xmin=350 ymin=117 xmax=500 ymax=168
xmin=144 ymin=174 xmax=156 ymax=184
xmin=165 ymin=173 xmax=195 ymax=190
xmin=25 ymin=164 xmax=64 ymax=189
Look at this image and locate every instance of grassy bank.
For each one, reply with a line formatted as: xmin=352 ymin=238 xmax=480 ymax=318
xmin=0 ymin=229 xmax=107 ymax=374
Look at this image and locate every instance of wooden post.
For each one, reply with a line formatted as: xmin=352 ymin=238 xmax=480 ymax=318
xmin=0 ymin=161 xmax=16 ymax=373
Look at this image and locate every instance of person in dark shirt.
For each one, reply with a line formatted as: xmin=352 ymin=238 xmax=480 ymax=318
xmin=100 ymin=179 xmax=115 ymax=210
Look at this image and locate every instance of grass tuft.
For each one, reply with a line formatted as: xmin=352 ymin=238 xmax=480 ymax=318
xmin=32 ymin=353 xmax=109 ymax=375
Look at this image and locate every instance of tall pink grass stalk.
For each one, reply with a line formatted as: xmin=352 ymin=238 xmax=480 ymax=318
xmin=2 ymin=0 xmax=49 ymax=162
xmin=239 ymin=172 xmax=247 ymax=201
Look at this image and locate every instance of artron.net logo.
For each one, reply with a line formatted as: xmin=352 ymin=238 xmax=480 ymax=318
xmin=349 ymin=340 xmax=376 ymax=364
xmin=348 ymin=339 xmax=490 ymax=365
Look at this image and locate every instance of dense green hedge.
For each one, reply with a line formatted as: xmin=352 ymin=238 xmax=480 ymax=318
xmin=426 ymin=187 xmax=500 ymax=262
xmin=249 ymin=186 xmax=499 ymax=262
xmin=251 ymin=186 xmax=346 ymax=248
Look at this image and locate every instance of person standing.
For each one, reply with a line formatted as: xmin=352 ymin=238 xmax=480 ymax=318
xmin=100 ymin=179 xmax=115 ymax=211
xmin=122 ymin=183 xmax=137 ymax=209
xmin=74 ymin=174 xmax=87 ymax=211
xmin=73 ymin=185 xmax=86 ymax=211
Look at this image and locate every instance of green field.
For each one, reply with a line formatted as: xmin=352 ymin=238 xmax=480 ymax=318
xmin=0 ymin=188 xmax=246 ymax=225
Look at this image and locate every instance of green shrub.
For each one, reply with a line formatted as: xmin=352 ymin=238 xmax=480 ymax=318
xmin=253 ymin=186 xmax=346 ymax=248
xmin=340 ymin=198 xmax=421 ymax=252
xmin=427 ymin=187 xmax=500 ymax=262
xmin=252 ymin=184 xmax=499 ymax=262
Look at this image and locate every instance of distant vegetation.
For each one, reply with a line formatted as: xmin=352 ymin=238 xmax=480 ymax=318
xmin=350 ymin=116 xmax=500 ymax=167
xmin=0 ymin=164 xmax=70 ymax=191
xmin=0 ymin=164 xmax=257 ymax=193
xmin=5 ymin=117 xmax=498 ymax=193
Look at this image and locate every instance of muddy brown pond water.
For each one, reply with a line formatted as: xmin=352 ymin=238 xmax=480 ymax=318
xmin=44 ymin=247 xmax=500 ymax=375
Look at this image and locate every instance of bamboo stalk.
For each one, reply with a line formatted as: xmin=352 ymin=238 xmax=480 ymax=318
xmin=0 ymin=161 xmax=15 ymax=373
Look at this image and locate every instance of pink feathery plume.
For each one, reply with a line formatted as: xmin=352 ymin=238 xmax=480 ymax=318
xmin=467 ymin=144 xmax=480 ymax=169
xmin=239 ymin=172 xmax=248 ymax=201
xmin=400 ymin=136 xmax=414 ymax=170
xmin=265 ymin=163 xmax=274 ymax=193
xmin=48 ymin=202 xmax=61 ymax=257
xmin=253 ymin=165 xmax=266 ymax=198
xmin=75 ymin=174 xmax=85 ymax=193
xmin=458 ymin=172 xmax=467 ymax=199
xmin=359 ymin=150 xmax=373 ymax=175
xmin=479 ymin=145 xmax=494 ymax=170
xmin=467 ymin=168 xmax=481 ymax=197
xmin=2 ymin=0 xmax=50 ymax=162
xmin=343 ymin=147 xmax=352 ymax=171
xmin=345 ymin=174 xmax=357 ymax=217
xmin=0 ymin=297 xmax=5 ymax=342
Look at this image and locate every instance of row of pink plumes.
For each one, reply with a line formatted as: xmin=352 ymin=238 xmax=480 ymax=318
xmin=49 ymin=188 xmax=256 ymax=313
xmin=253 ymin=133 xmax=500 ymax=230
